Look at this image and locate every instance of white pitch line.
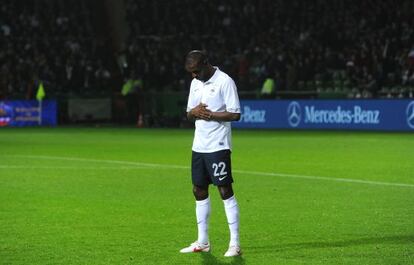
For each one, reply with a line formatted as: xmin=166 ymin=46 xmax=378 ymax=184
xmin=234 ymin=169 xmax=414 ymax=188
xmin=0 ymin=165 xmax=151 ymax=170
xmin=3 ymin=154 xmax=414 ymax=188
xmin=3 ymin=155 xmax=188 ymax=169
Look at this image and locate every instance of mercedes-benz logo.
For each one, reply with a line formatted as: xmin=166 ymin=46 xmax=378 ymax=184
xmin=406 ymin=101 xmax=414 ymax=129
xmin=287 ymin=101 xmax=301 ymax=127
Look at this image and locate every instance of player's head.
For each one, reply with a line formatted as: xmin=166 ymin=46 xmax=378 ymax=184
xmin=185 ymin=50 xmax=211 ymax=82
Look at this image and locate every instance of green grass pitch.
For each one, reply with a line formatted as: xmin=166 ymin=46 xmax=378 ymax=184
xmin=0 ymin=127 xmax=413 ymax=265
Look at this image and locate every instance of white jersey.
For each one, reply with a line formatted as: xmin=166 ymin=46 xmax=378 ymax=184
xmin=186 ymin=67 xmax=241 ymax=153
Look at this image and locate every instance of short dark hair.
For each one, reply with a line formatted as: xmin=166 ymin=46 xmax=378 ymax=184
xmin=185 ymin=50 xmax=208 ymax=66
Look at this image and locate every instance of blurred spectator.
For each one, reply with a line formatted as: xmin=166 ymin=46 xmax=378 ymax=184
xmin=124 ymin=0 xmax=414 ymax=98
xmin=0 ymin=0 xmax=113 ymax=99
xmin=1 ymin=0 xmax=413 ymax=99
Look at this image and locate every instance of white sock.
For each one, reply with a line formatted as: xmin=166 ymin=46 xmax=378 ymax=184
xmin=196 ymin=197 xmax=210 ymax=244
xmin=223 ymin=195 xmax=240 ymax=246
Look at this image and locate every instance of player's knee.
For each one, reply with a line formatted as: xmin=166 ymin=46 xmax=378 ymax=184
xmin=193 ymin=185 xmax=208 ymax=200
xmin=218 ymin=185 xmax=234 ymax=200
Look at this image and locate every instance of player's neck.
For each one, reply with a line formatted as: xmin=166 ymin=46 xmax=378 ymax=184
xmin=205 ymin=65 xmax=216 ymax=81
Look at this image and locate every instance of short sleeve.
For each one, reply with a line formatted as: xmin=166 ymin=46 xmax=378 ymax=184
xmin=222 ymin=77 xmax=241 ymax=113
xmin=186 ymin=80 xmax=198 ymax=112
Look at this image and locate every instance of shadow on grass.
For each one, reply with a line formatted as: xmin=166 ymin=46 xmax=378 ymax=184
xmin=247 ymin=234 xmax=414 ymax=253
xmin=201 ymin=252 xmax=245 ymax=265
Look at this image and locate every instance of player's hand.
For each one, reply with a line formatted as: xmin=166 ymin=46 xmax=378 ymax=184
xmin=191 ymin=103 xmax=213 ymax=121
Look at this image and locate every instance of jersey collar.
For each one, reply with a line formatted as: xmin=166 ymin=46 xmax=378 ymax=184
xmin=204 ymin=67 xmax=219 ymax=84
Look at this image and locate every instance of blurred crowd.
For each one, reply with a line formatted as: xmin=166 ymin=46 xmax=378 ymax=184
xmin=1 ymin=0 xmax=414 ymax=100
xmin=0 ymin=0 xmax=113 ymax=100
xmin=125 ymin=0 xmax=414 ymax=98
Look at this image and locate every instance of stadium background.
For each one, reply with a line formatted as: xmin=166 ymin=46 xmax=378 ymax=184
xmin=1 ymin=0 xmax=414 ymax=127
xmin=1 ymin=1 xmax=414 ymax=265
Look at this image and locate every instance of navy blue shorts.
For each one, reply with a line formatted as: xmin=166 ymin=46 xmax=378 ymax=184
xmin=191 ymin=149 xmax=233 ymax=186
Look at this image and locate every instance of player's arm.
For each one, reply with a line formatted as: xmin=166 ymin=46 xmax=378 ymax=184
xmin=208 ymin=77 xmax=241 ymax=122
xmin=209 ymin=111 xmax=240 ymax=122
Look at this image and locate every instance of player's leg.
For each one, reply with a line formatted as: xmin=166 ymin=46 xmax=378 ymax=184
xmin=180 ymin=152 xmax=211 ymax=253
xmin=218 ymin=184 xmax=241 ymax=256
xmin=207 ymin=150 xmax=241 ymax=256
xmin=180 ymin=185 xmax=211 ymax=253
xmin=217 ymin=184 xmax=234 ymax=200
xmin=193 ymin=184 xmax=210 ymax=246
xmin=193 ymin=184 xmax=209 ymax=200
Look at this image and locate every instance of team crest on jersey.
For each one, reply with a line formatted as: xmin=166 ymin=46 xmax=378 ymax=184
xmin=208 ymin=85 xmax=219 ymax=96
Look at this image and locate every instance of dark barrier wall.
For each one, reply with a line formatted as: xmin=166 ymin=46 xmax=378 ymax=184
xmin=0 ymin=100 xmax=57 ymax=127
xmin=234 ymin=99 xmax=414 ymax=131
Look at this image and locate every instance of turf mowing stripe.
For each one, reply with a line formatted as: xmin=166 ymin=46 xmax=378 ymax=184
xmin=4 ymin=154 xmax=414 ymax=188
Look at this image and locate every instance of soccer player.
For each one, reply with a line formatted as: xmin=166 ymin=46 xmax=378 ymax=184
xmin=179 ymin=50 xmax=242 ymax=257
